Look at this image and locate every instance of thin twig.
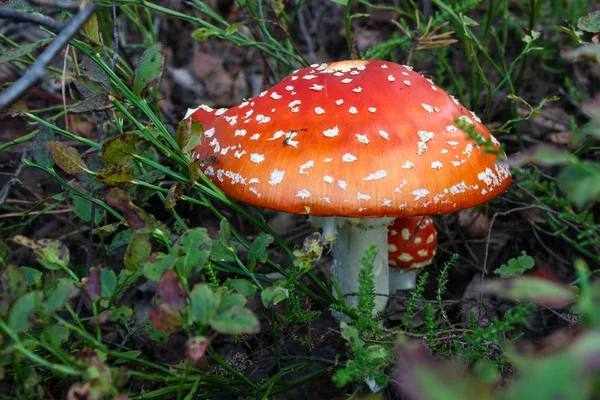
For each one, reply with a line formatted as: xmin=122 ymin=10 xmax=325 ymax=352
xmin=0 ymin=3 xmax=97 ymax=112
xmin=0 ymin=8 xmax=64 ymax=31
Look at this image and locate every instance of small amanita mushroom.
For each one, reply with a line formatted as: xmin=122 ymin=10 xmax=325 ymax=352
xmin=186 ymin=60 xmax=511 ymax=317
xmin=388 ymin=216 xmax=437 ymax=292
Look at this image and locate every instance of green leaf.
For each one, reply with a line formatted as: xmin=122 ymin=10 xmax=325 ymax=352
xmin=124 ymin=233 xmax=151 ymax=271
xmin=226 ymin=279 xmax=257 ymax=296
xmin=248 ymin=235 xmax=273 ymax=271
xmin=557 ymin=162 xmax=600 ymax=207
xmin=109 ymin=229 xmax=133 ymax=252
xmin=41 ymin=325 xmax=70 ymax=348
xmin=225 ymin=22 xmax=244 ymax=35
xmin=32 ymin=126 xmax=55 ymax=168
xmin=100 ymin=269 xmax=117 ymax=298
xmin=113 ymin=351 xmax=142 ymax=365
xmin=505 ymin=144 xmax=577 ymax=168
xmin=20 ymin=267 xmax=42 ymax=287
xmin=261 ymin=281 xmax=289 ymax=308
xmin=12 ymin=236 xmax=70 ymax=270
xmin=209 ymin=306 xmax=260 ymax=335
xmin=482 ymin=277 xmax=576 ymax=308
xmin=494 ymin=251 xmax=535 ymax=278
xmin=218 ymin=292 xmax=246 ymax=310
xmin=165 ymin=182 xmax=185 ymax=210
xmin=209 ymin=240 xmax=237 ymax=262
xmin=44 ymin=282 xmax=75 ymax=314
xmin=95 ymin=165 xmax=134 ymax=186
xmin=191 ymin=27 xmax=220 ymax=41
xmin=189 ymin=284 xmax=221 ymax=325
xmin=132 ymin=42 xmax=165 ymax=95
xmin=577 ymin=10 xmax=600 ymax=33
xmin=327 ymin=0 xmax=347 ymax=5
xmin=47 ymin=141 xmax=88 ymax=175
xmin=8 ymin=291 xmax=42 ymax=332
xmin=174 ymin=228 xmax=212 ymax=277
xmin=0 ymin=265 xmax=28 ymax=300
xmin=0 ymin=38 xmax=51 ymax=64
xmin=83 ymin=12 xmax=101 ymax=47
xmin=101 ymin=134 xmax=140 ymax=166
xmin=72 ymin=196 xmax=105 ymax=224
xmin=142 ymin=252 xmax=177 ymax=282
xmin=175 ymin=118 xmax=203 ymax=154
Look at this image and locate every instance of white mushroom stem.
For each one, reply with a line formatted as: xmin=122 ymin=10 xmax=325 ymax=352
xmin=330 ymin=217 xmax=394 ymax=316
xmin=389 ymin=269 xmax=418 ymax=292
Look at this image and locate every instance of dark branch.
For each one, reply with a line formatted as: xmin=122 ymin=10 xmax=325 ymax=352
xmin=0 ymin=8 xmax=64 ymax=31
xmin=0 ymin=3 xmax=97 ymax=112
xmin=26 ymin=0 xmax=80 ymax=11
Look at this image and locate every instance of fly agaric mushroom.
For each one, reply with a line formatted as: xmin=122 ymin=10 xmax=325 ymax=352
xmin=186 ymin=60 xmax=511 ymax=317
xmin=388 ymin=216 xmax=437 ymax=292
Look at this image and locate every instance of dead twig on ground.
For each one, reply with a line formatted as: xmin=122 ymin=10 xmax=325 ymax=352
xmin=0 ymin=3 xmax=97 ymax=111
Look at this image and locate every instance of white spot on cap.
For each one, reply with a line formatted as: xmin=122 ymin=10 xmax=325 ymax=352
xmin=341 ymin=78 xmax=353 ymax=83
xmin=323 ymin=126 xmax=339 ymax=137
xmin=446 ymin=125 xmax=458 ymax=133
xmin=421 ymin=103 xmax=434 ymax=113
xmin=417 ymin=142 xmax=428 ymax=155
xmin=427 ymin=233 xmax=435 ymax=243
xmin=418 ymin=130 xmax=435 ymax=142
xmin=234 ymin=129 xmax=247 ymax=136
xmin=417 ymin=249 xmax=429 ymax=257
xmin=353 ymin=87 xmax=363 ymax=93
xmin=288 ymin=100 xmax=301 ymax=109
xmin=378 ymin=130 xmax=389 ymax=140
xmin=355 ymin=134 xmax=370 ymax=144
xmin=270 ymin=92 xmax=282 ymax=100
xmin=250 ymin=133 xmax=260 ymax=140
xmin=303 ymin=74 xmax=317 ymax=80
xmin=299 ymin=160 xmax=315 ymax=175
xmin=338 ymin=180 xmax=347 ymax=190
xmin=446 ymin=141 xmax=459 ymax=148
xmin=285 ymin=85 xmax=294 ymax=91
xmin=412 ymin=188 xmax=430 ymax=201
xmin=267 ymin=130 xmax=287 ymax=141
xmin=431 ymin=161 xmax=443 ymax=170
xmin=381 ymin=64 xmax=388 ymax=69
xmin=215 ymin=108 xmax=227 ymax=116
xmin=310 ymin=84 xmax=324 ymax=91
xmin=382 ymin=198 xmax=392 ymax=207
xmin=368 ymin=107 xmax=376 ymax=113
xmin=323 ymin=176 xmax=334 ymax=183
xmin=256 ymin=115 xmax=271 ymax=124
xmin=389 ymin=244 xmax=398 ymax=252
xmin=364 ymin=170 xmax=387 ymax=181
xmin=388 ymin=75 xmax=396 ymax=82
xmin=250 ymin=153 xmax=265 ymax=163
xmin=259 ymin=91 xmax=267 ymax=97
xmin=399 ymin=253 xmax=414 ymax=262
xmin=324 ymin=157 xmax=333 ymax=163
xmin=357 ymin=192 xmax=371 ymax=200
xmin=441 ymin=149 xmax=449 ymax=154
xmin=243 ymin=109 xmax=254 ymax=119
xmin=342 ymin=153 xmax=357 ymax=162
xmin=403 ymin=80 xmax=411 ymax=86
xmin=234 ymin=150 xmax=246 ymax=159
xmin=349 ymin=107 xmax=358 ymax=114
xmin=335 ymin=99 xmax=344 ymax=105
xmin=204 ymin=127 xmax=216 ymax=138
xmin=269 ymin=169 xmax=285 ymax=186
xmin=296 ymin=189 xmax=311 ymax=198
xmin=401 ymin=228 xmax=410 ymax=240
xmin=315 ymin=107 xmax=325 ymax=115
xmin=401 ymin=161 xmax=414 ymax=169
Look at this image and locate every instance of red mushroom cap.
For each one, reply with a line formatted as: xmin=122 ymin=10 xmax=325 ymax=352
xmin=188 ymin=60 xmax=511 ymax=217
xmin=388 ymin=216 xmax=437 ymax=269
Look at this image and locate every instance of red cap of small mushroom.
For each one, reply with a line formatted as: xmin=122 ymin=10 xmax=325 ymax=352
xmin=187 ymin=60 xmax=511 ymax=217
xmin=388 ymin=216 xmax=437 ymax=269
